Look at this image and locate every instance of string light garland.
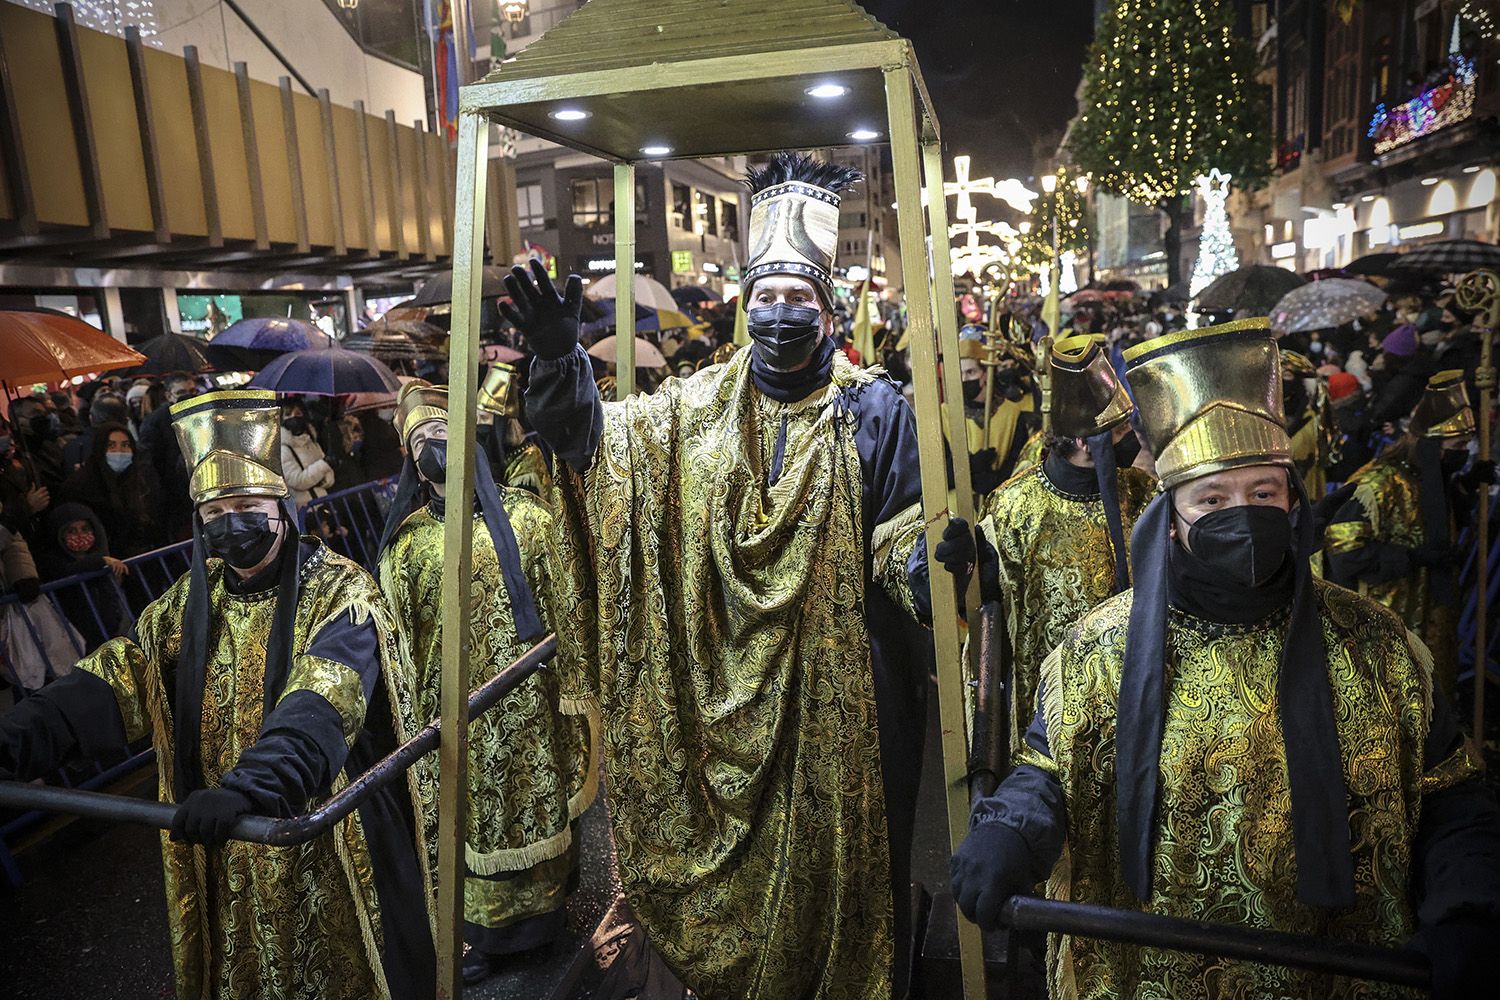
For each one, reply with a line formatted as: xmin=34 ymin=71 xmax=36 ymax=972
xmin=1368 ymin=17 xmax=1477 ymax=156
xmin=1016 ymin=165 xmax=1090 ymax=275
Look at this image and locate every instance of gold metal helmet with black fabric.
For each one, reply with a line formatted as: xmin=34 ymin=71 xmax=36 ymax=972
xmin=950 ymin=318 xmax=1497 ymax=1000
xmin=374 ymin=381 xmax=596 ymax=983
xmin=0 ymin=388 xmax=437 ymax=999
xmin=1325 ymin=369 xmax=1479 ymax=691
xmin=974 ymin=333 xmax=1154 ymax=763
xmin=499 ymin=148 xmax=959 ymax=999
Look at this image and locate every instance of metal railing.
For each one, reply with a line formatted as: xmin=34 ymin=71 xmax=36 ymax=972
xmin=0 ymin=635 xmax=556 ymax=846
xmin=299 ymin=475 xmax=399 ymax=573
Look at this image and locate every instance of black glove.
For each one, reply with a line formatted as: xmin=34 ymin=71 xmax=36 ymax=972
xmin=499 ymin=259 xmax=584 ymax=361
xmin=11 ymin=577 xmax=40 ymax=603
xmin=170 ymin=787 xmax=253 ymax=847
xmin=949 ymin=820 xmax=1036 ymax=930
xmin=969 ymin=448 xmax=1003 ymax=497
xmin=1457 ymin=459 xmax=1497 ymax=492
xmin=935 ymin=517 xmax=976 ymax=576
xmin=1410 ymin=541 xmax=1461 ymax=570
xmin=1409 ymin=917 xmax=1498 ymax=1000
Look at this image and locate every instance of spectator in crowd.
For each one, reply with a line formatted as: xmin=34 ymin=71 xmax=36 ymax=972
xmin=137 ymin=375 xmax=199 ymax=540
xmin=322 ymin=412 xmax=370 ymax=491
xmin=124 ymin=379 xmax=151 ymax=431
xmin=33 ymin=502 xmax=130 ymax=650
xmin=9 ymin=396 xmax=67 ymax=494
xmin=62 ymin=391 xmax=130 ymax=477
xmin=0 ymin=523 xmax=79 ymax=694
xmin=0 ymin=416 xmax=50 ymax=536
xmin=49 ymin=390 xmax=82 ymax=440
xmin=280 ymin=398 xmax=335 ymax=506
xmin=357 ymin=408 xmax=406 ymax=481
xmin=1369 ymin=323 xmax=1438 ymax=429
xmin=58 ymin=422 xmax=165 ymax=559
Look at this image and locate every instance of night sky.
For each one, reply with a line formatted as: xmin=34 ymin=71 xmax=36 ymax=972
xmin=858 ymin=0 xmax=1098 ymax=182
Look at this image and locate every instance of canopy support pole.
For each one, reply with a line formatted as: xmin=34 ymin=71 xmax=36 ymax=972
xmin=614 ymin=161 xmax=636 ymax=398
xmin=885 ymin=63 xmax=986 ymax=1000
xmin=438 ymin=106 xmax=490 ymax=999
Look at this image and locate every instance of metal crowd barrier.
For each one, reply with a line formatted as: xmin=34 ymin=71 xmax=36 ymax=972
xmin=1458 ymin=491 xmax=1500 ymax=687
xmin=299 ymin=475 xmax=399 ymax=572
xmin=0 ymin=635 xmax=556 ymax=845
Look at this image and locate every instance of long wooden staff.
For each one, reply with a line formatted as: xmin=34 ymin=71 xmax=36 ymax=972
xmin=1457 ymin=268 xmax=1499 ymax=755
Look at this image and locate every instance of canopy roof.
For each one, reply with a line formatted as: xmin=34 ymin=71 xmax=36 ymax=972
xmin=465 ymin=0 xmax=935 ymax=160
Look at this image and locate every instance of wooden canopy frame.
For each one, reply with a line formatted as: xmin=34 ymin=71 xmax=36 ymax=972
xmin=440 ymin=2 xmax=983 ymax=995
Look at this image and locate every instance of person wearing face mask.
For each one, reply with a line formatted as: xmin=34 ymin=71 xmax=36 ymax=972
xmin=9 ymin=396 xmax=66 ymax=494
xmin=58 ymin=422 xmax=164 ymax=559
xmin=956 ymin=338 xmax=1038 ymax=499
xmin=477 ymin=362 xmax=556 ymax=502
xmin=0 ymin=389 xmax=436 ymax=999
xmin=949 ymin=319 xmax=1500 ymax=999
xmin=35 ymin=502 xmax=130 ymax=649
xmin=1325 ymin=371 xmax=1490 ymax=694
xmin=376 ymin=382 xmax=595 ymax=985
xmin=503 ymin=151 xmax=969 ymax=1000
xmin=972 ymin=335 xmax=1156 ymax=763
xmin=137 ymin=374 xmax=200 ymax=541
xmin=279 ymin=399 xmax=336 ymax=506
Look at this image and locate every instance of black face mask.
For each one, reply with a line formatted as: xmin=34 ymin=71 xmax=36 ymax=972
xmin=747 ymin=303 xmax=823 ymax=372
xmin=1114 ymin=432 xmax=1142 ymax=468
xmin=203 ymin=511 xmax=283 ymax=570
xmin=283 ymin=416 xmax=309 ymax=436
xmin=416 ymin=439 xmax=448 ymax=483
xmin=962 ymin=378 xmax=983 ymax=403
xmin=1182 ymin=503 xmax=1293 ymax=589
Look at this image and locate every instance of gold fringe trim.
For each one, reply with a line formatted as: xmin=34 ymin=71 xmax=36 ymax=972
xmin=466 ymin=822 xmax=574 ymax=876
xmin=1038 ymin=644 xmax=1066 ymax=748
xmin=1353 ymin=479 xmax=1384 ymax=536
xmin=332 ymin=806 xmax=394 ymax=1000
xmin=870 ymin=501 xmax=923 ymax=568
xmin=565 ymin=700 xmax=603 ymax=822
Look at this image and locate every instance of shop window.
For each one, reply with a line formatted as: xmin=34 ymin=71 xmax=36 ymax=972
xmin=516 ymin=183 xmax=545 ymax=228
xmin=721 ymin=200 xmax=739 ymax=241
xmin=672 ymin=184 xmax=691 ymax=229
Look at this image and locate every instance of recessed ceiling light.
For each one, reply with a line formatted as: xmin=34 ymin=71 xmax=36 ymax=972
xmin=1420 ymin=176 xmax=1439 ymax=186
xmin=1464 ymin=165 xmax=1483 ymax=174
xmin=640 ymin=145 xmax=672 ymax=156
xmin=1332 ymin=202 xmax=1347 ymax=210
xmin=1361 ymin=194 xmax=1376 ymax=202
xmin=805 ymin=83 xmax=849 ymax=99
xmin=549 ymin=108 xmax=589 ymax=122
xmin=847 ymin=128 xmax=881 ymax=141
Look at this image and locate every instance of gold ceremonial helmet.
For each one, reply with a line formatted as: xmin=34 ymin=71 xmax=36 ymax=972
xmin=1281 ymin=350 xmax=1318 ymax=379
xmin=394 ymin=380 xmax=448 ymax=447
xmin=170 ymin=389 xmax=288 ymax=504
xmin=956 ymin=339 xmax=988 ymax=362
xmin=1048 ymin=334 xmax=1133 ymax=439
xmin=700 ymin=343 xmax=740 ymax=371
xmin=1123 ymin=317 xmax=1292 ymax=490
xmin=477 ymin=363 xmax=521 ymax=426
xmin=1410 ymin=369 xmax=1477 ymax=439
xmin=596 ymin=374 xmax=617 ymax=398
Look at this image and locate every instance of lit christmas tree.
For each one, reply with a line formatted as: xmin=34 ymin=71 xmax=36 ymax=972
xmin=1188 ymin=169 xmax=1239 ymax=299
xmin=1068 ymin=0 xmax=1269 ymax=286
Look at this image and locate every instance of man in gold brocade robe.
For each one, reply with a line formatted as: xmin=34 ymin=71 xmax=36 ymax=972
xmin=503 ymin=153 xmax=968 ymax=1000
xmin=0 ymin=389 xmax=435 ymax=999
xmin=975 ymin=334 xmax=1155 ymax=761
xmin=951 ymin=321 xmax=1500 ymax=1000
xmin=376 ymin=382 xmax=596 ymax=984
xmin=1325 ymin=370 xmax=1492 ymax=691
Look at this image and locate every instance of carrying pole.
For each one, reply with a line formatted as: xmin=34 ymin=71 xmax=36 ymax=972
xmin=613 ymin=162 xmax=636 ymax=398
xmin=885 ymin=59 xmax=986 ymax=1000
xmin=1458 ymin=268 xmax=1499 ymax=755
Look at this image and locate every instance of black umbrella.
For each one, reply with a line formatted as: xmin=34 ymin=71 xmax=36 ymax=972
xmin=409 ymin=266 xmax=510 ymax=307
xmin=1148 ymin=280 xmax=1191 ymax=308
xmin=1393 ymin=239 xmax=1500 ymax=275
xmin=117 ymin=333 xmax=215 ymax=376
xmin=1194 ymin=265 xmax=1307 ymax=314
xmin=1344 ymin=253 xmax=1405 ymax=277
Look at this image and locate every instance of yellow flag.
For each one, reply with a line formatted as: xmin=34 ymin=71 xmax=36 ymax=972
xmin=853 ymin=283 xmax=875 ymax=366
xmin=733 ymin=299 xmax=749 ymax=347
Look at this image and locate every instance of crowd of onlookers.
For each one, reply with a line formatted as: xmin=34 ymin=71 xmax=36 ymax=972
xmin=0 ymin=375 xmax=407 ymax=694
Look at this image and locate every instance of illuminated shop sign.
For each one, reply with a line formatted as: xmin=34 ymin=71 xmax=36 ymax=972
xmin=1368 ymin=55 xmax=1477 ymax=155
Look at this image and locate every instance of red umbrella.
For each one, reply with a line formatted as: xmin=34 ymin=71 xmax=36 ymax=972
xmin=0 ymin=307 xmax=145 ymax=384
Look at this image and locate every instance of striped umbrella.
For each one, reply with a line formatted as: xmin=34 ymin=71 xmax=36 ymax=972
xmin=1394 ymin=239 xmax=1500 ymax=275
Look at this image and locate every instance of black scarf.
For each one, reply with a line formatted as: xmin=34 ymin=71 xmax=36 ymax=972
xmin=1043 ymin=441 xmax=1130 ymax=594
xmin=174 ymin=499 xmax=302 ymax=801
xmin=1116 ymin=478 xmax=1354 ymax=908
xmin=1167 ymin=535 xmax=1295 ymax=625
xmin=750 ymin=334 xmax=836 ymax=404
xmin=376 ymin=448 xmax=543 ymax=645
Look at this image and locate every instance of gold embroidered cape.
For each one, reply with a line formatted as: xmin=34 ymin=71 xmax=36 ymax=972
xmin=504 ymin=442 xmax=555 ymax=501
xmin=1325 ymin=459 xmax=1427 ymax=627
xmin=75 ymin=544 xmax=404 ymax=1000
xmin=1019 ymin=579 xmax=1477 ymax=1000
xmin=978 ymin=463 xmax=1156 ymax=758
xmin=377 ymin=490 xmax=597 ymax=932
xmin=548 ymin=348 xmax=914 ymax=1000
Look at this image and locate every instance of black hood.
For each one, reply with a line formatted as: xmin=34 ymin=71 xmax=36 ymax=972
xmin=45 ymin=501 xmax=109 ymax=558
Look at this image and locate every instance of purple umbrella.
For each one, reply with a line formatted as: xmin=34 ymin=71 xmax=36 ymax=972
xmin=248 ymin=347 xmax=401 ymax=396
xmin=210 ymin=317 xmax=333 ymax=353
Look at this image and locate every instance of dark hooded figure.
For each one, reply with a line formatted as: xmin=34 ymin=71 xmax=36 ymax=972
xmin=34 ymin=501 xmax=130 ymax=648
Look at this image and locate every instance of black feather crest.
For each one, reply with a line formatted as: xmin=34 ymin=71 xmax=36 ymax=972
xmin=744 ymin=152 xmax=863 ymax=195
